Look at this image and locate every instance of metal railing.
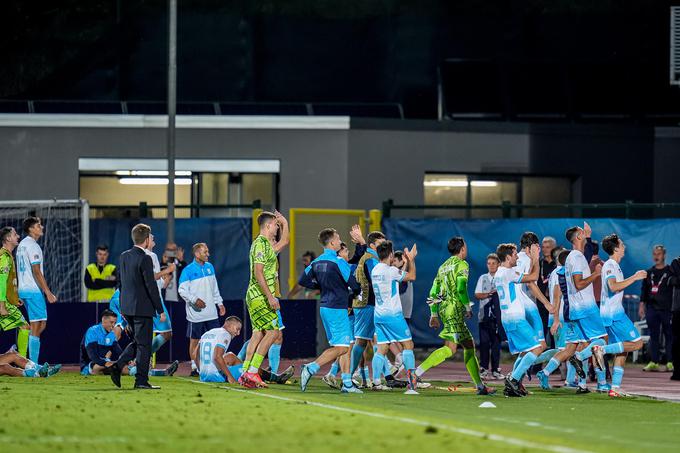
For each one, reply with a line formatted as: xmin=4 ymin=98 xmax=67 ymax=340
xmin=90 ymin=200 xmax=262 ymax=219
xmin=382 ymin=199 xmax=680 ymax=219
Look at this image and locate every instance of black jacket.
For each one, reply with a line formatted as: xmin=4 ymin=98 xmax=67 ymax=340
xmin=118 ymin=246 xmax=163 ymax=318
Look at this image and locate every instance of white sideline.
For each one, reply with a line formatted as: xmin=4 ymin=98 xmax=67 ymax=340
xmin=177 ymin=377 xmax=591 ymax=453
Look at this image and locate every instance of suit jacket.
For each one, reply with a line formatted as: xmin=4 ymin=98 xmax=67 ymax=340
xmin=119 ymin=246 xmax=163 ymax=317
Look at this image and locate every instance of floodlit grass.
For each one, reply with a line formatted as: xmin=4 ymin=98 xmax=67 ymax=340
xmin=1 ymin=372 xmax=680 ymax=452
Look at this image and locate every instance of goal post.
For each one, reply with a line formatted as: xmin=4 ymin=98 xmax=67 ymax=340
xmin=0 ymin=199 xmax=90 ymax=302
xmin=287 ymin=208 xmax=381 ymax=292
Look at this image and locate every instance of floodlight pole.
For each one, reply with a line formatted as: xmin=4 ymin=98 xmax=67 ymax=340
xmin=167 ymin=0 xmax=177 ymax=243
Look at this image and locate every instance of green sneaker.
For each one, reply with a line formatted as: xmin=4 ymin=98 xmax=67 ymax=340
xmin=643 ymin=361 xmax=659 ymax=372
xmin=666 ymin=362 xmax=674 ymax=373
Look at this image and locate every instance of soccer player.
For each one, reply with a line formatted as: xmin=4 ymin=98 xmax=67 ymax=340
xmin=474 ymin=253 xmax=504 ymax=379
xmin=593 ymin=234 xmax=646 ymax=397
xmin=0 ymin=350 xmax=50 ymax=378
xmin=0 ymin=226 xmax=31 ymax=357
xmin=494 ymin=242 xmax=544 ymax=397
xmin=198 ymin=316 xmax=244 ymax=383
xmin=16 ymin=217 xmax=57 ymax=364
xmin=179 ymin=242 xmax=226 ymax=377
xmin=144 ymin=233 xmax=175 ymax=358
xmin=536 ymin=249 xmax=590 ymax=392
xmin=299 ymin=227 xmax=362 ymax=393
xmin=415 ymin=237 xmax=494 ymax=395
xmin=81 ymin=309 xmax=178 ymax=377
xmin=562 ymin=224 xmax=609 ymax=392
xmin=239 ymin=211 xmax=289 ymax=388
xmin=371 ymin=240 xmax=420 ymax=394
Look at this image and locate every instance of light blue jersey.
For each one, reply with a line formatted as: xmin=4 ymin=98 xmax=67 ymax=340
xmin=600 ymin=259 xmax=627 ymax=326
xmin=564 ymin=250 xmax=598 ymax=320
xmin=199 ymin=327 xmax=232 ymax=382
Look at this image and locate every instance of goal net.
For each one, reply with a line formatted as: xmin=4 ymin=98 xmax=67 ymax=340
xmin=0 ymin=200 xmax=89 ymax=302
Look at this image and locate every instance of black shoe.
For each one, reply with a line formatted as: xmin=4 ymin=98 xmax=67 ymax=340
xmin=190 ymin=369 xmax=199 ymax=377
xmin=166 ymin=360 xmax=179 ymax=377
xmin=110 ymin=365 xmax=122 ymax=388
xmin=134 ymin=383 xmax=161 ymax=390
xmin=670 ymin=375 xmax=680 ymax=381
xmin=277 ymin=365 xmax=295 ymax=384
xmin=568 ymin=356 xmax=586 ymax=379
xmin=575 ymin=386 xmax=591 ymax=394
xmin=384 ymin=376 xmax=408 ymax=388
xmin=503 ymin=377 xmax=523 ymax=397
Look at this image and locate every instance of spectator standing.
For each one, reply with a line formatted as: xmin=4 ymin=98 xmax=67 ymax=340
xmin=640 ymin=245 xmax=674 ymax=372
xmin=84 ymin=245 xmax=117 ymax=303
xmin=161 ymin=242 xmax=187 ymax=303
xmin=474 ymin=253 xmax=503 ymax=379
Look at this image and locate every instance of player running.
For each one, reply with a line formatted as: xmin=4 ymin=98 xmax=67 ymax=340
xmin=0 ymin=227 xmax=31 ymax=357
xmin=562 ymin=224 xmax=609 ymax=392
xmin=494 ymin=242 xmax=544 ymax=397
xmin=415 ymin=236 xmax=494 ymax=395
xmin=16 ymin=217 xmax=57 ymax=364
xmin=299 ymin=227 xmax=362 ymax=393
xmin=592 ymin=234 xmax=645 ymax=397
xmin=371 ymin=240 xmax=421 ymax=394
xmin=239 ymin=211 xmax=289 ymax=388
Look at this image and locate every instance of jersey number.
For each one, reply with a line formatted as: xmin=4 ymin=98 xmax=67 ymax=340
xmin=201 ymin=342 xmax=212 ymax=365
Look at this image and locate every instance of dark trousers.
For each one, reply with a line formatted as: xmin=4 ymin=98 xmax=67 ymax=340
xmin=479 ymin=322 xmax=501 ymax=371
xmin=646 ymin=305 xmax=673 ymax=363
xmin=672 ymin=311 xmax=680 ymax=378
xmin=117 ymin=315 xmax=153 ymax=386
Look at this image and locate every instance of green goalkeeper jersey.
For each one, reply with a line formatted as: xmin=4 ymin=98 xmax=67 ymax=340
xmin=246 ymin=235 xmax=278 ymax=302
xmin=428 ymin=255 xmax=470 ymax=315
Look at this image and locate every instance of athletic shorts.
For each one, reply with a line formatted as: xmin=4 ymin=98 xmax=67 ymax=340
xmin=0 ymin=303 xmax=28 ymax=331
xmin=606 ymin=316 xmax=641 ymax=344
xmin=353 ymin=306 xmax=375 ymax=340
xmin=277 ymin=310 xmax=285 ymax=330
xmin=200 ymin=365 xmax=243 ymax=383
xmin=525 ymin=305 xmax=545 ymax=342
xmin=246 ymin=296 xmax=279 ymax=331
xmin=506 ymin=319 xmax=541 ymax=354
xmin=576 ymin=311 xmax=607 ymax=341
xmin=153 ymin=299 xmax=172 ymax=333
xmin=438 ymin=300 xmax=473 ymax=344
xmin=320 ymin=307 xmax=352 ymax=347
xmin=80 ymin=363 xmax=94 ymax=376
xmin=186 ymin=318 xmax=221 ymax=339
xmin=375 ymin=315 xmax=412 ymax=344
xmin=19 ymin=292 xmax=46 ymax=322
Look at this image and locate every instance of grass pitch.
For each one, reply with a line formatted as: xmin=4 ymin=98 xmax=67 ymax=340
xmin=1 ymin=372 xmax=679 ymax=452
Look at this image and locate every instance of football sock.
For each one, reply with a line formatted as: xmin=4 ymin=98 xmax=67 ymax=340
xmin=268 ymin=343 xmax=281 ymax=374
xmin=612 ymin=366 xmax=624 ymax=388
xmin=535 ymin=348 xmax=558 ymax=365
xmin=402 ymin=349 xmax=415 ymax=371
xmin=249 ymin=353 xmax=265 ymax=373
xmin=415 ymin=346 xmax=452 ymax=377
xmin=463 ymin=348 xmax=482 ymax=386
xmin=543 ymin=357 xmax=561 ymax=376
xmin=328 ymin=361 xmax=340 ymax=377
xmin=372 ymin=353 xmax=386 ymax=385
xmin=511 ymin=352 xmax=537 ymax=382
xmin=28 ymin=335 xmax=40 ymax=363
xmin=350 ymin=344 xmax=365 ymax=374
xmin=603 ymin=342 xmax=624 ymax=355
xmin=341 ymin=373 xmax=353 ymax=388
xmin=17 ymin=329 xmax=29 ymax=358
xmin=151 ymin=335 xmax=167 ymax=354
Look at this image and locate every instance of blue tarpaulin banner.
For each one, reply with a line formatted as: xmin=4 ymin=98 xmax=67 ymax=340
xmin=383 ymin=218 xmax=680 ymax=346
xmin=89 ymin=218 xmax=252 ymax=300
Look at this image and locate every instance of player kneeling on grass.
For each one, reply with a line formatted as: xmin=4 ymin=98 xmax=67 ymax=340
xmin=198 ymin=316 xmax=293 ymax=385
xmin=591 ymin=234 xmax=645 ymax=398
xmin=80 ymin=309 xmax=179 ymax=377
xmin=371 ymin=241 xmax=424 ymax=394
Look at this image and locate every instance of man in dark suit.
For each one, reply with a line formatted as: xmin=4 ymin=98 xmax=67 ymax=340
xmin=110 ymin=223 xmax=165 ymax=389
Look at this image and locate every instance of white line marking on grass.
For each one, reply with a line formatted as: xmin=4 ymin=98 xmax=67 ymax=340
xmin=183 ymin=378 xmax=590 ymax=453
xmin=491 ymin=417 xmax=576 ymax=434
